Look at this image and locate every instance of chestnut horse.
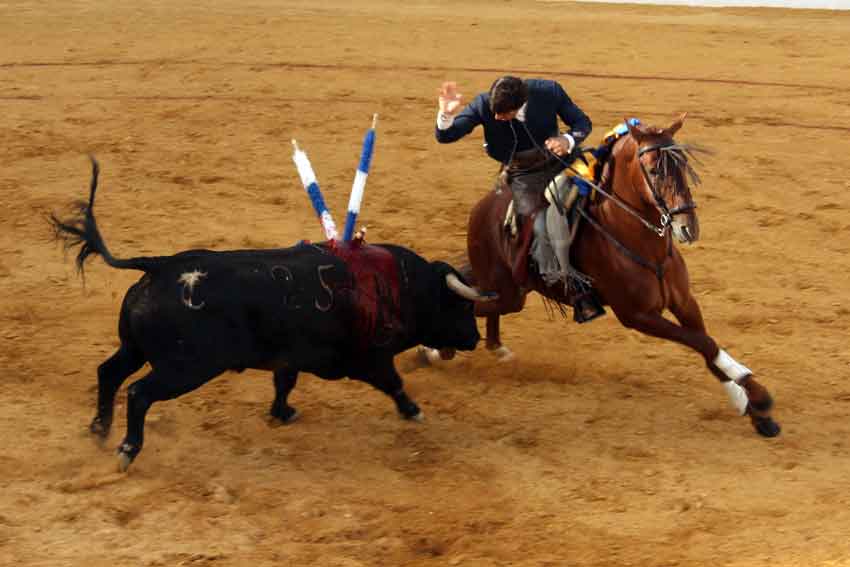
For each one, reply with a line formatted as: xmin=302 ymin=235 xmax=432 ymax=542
xmin=460 ymin=115 xmax=779 ymax=437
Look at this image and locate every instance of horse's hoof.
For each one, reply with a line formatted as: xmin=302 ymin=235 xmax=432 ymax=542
xmin=752 ymin=416 xmax=781 ymax=438
xmin=438 ymin=348 xmax=456 ymax=361
xmin=748 ymin=393 xmax=774 ymax=414
xmin=488 ymin=345 xmax=515 ymax=363
xmin=417 ymin=346 xmax=442 ymax=366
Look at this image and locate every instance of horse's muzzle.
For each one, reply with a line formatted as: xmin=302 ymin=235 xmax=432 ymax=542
xmin=672 ymin=213 xmax=700 ymax=244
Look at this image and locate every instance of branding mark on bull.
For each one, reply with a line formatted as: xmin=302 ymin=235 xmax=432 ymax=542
xmin=179 ymin=270 xmax=207 ymax=310
xmin=315 ymin=264 xmax=335 ymax=312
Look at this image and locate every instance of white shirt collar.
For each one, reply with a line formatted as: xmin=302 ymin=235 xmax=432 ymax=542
xmin=516 ymin=102 xmax=527 ymax=122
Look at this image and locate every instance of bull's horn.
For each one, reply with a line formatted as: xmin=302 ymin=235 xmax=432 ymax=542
xmin=445 ymin=273 xmax=497 ymax=302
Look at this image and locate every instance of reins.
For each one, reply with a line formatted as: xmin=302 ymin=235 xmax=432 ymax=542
xmin=571 ymin=138 xmax=698 ymax=301
xmin=501 ymin=119 xmax=697 ymax=303
xmin=576 ymin=203 xmax=673 ymax=291
xmin=568 ymin=170 xmax=670 ymax=236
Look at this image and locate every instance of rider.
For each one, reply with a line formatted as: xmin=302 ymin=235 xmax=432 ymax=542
xmin=434 ymin=76 xmax=592 ymax=289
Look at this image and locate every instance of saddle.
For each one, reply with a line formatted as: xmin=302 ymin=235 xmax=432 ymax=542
xmin=502 ymin=170 xmax=583 ymax=237
xmin=496 ymin=120 xmax=639 ymax=323
xmin=499 ymin=166 xmax=602 ymax=323
xmin=501 ymin=118 xmax=638 ymax=237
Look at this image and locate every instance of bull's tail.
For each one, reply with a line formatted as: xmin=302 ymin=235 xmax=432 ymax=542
xmin=50 ymin=157 xmax=162 ymax=275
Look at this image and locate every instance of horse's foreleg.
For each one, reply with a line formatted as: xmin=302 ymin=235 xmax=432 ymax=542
xmin=669 ymin=295 xmax=780 ymax=437
xmin=485 ymin=314 xmax=514 ymax=362
xmin=416 ymin=312 xmax=513 ymax=367
xmin=616 ymin=308 xmax=746 ymax=412
xmin=614 ymin=305 xmax=779 ymax=437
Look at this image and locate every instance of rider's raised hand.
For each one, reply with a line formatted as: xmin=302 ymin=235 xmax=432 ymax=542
xmin=438 ymin=82 xmax=464 ymax=116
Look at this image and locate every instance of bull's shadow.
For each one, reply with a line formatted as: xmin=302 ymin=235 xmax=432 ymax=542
xmin=50 ymin=158 xmax=494 ymax=471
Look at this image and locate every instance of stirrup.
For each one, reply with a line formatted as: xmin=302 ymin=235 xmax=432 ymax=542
xmin=572 ymin=290 xmax=606 ymax=324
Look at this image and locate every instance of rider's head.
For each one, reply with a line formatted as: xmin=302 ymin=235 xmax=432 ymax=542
xmin=489 ymin=76 xmax=527 ymax=121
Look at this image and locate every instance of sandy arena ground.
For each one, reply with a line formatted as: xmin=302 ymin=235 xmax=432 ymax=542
xmin=2 ymin=1 xmax=850 ymax=565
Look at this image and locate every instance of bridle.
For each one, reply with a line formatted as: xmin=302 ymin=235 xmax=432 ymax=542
xmin=574 ymin=135 xmax=701 ymax=292
xmin=635 ymin=141 xmax=698 ymax=235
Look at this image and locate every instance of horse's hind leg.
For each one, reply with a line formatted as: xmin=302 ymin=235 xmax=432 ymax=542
xmin=418 ymin=290 xmax=521 ymax=366
xmin=475 ymin=280 xmax=525 ymax=362
xmin=669 ymin=293 xmax=780 ymax=437
xmin=91 ymin=343 xmax=146 ymax=440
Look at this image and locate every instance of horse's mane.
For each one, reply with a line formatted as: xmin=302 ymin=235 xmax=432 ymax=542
xmin=657 ymin=143 xmax=708 ymax=190
xmin=612 ymin=131 xmax=712 ymax=196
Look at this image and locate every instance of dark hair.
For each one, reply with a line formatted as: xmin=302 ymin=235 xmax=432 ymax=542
xmin=489 ymin=76 xmax=527 ymax=115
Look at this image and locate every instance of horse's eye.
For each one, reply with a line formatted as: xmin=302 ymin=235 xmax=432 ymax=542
xmin=649 ymin=168 xmax=658 ymax=176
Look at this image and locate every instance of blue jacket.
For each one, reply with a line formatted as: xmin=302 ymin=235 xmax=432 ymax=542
xmin=435 ymin=79 xmax=592 ymax=165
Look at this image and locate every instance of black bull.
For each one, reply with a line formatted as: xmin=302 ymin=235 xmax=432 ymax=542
xmin=51 ymin=159 xmax=493 ymax=470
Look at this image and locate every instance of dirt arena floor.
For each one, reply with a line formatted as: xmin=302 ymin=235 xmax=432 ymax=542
xmin=2 ymin=1 xmax=850 ymax=565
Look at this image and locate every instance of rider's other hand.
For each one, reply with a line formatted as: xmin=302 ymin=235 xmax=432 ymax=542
xmin=439 ymin=82 xmax=463 ymax=115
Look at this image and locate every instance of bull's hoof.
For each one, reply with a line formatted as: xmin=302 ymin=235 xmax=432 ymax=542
xmin=270 ymin=405 xmax=299 ymax=424
xmin=404 ymin=410 xmax=425 ymax=423
xmin=277 ymin=409 xmax=300 ymax=425
xmin=90 ymin=417 xmax=111 ymax=439
xmin=116 ymin=442 xmax=139 ymax=472
xmin=394 ymin=391 xmax=421 ymax=421
xmin=117 ymin=452 xmax=132 ymax=472
xmin=751 ymin=415 xmax=781 ymax=438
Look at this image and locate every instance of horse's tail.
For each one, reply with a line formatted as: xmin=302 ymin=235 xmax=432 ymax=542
xmin=49 ymin=157 xmax=163 ymax=276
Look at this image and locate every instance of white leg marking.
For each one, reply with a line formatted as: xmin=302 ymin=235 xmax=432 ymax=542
xmin=488 ymin=345 xmax=515 ymax=363
xmin=713 ymin=349 xmax=752 ymax=383
xmin=417 ymin=346 xmax=443 ymax=366
xmin=723 ymin=380 xmax=749 ymax=416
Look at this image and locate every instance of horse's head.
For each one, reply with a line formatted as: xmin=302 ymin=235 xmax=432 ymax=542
xmin=625 ymin=114 xmax=702 ymax=244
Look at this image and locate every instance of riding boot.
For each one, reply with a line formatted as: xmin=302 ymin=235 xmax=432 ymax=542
xmin=511 ymin=211 xmax=538 ymax=288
